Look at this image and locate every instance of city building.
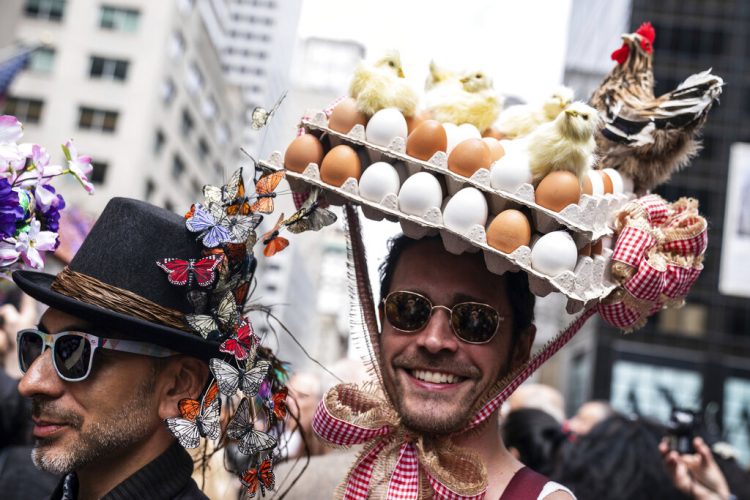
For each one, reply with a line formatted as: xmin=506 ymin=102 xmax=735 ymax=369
xmin=2 ymin=0 xmax=245 ymax=214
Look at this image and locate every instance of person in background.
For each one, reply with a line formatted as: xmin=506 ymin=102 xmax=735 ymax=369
xmin=285 ymin=371 xmax=325 ymax=459
xmin=660 ymin=436 xmax=738 ymax=500
xmin=507 ymin=383 xmax=566 ymax=423
xmin=566 ymin=400 xmax=615 ymax=437
xmin=502 ymin=408 xmax=570 ymax=477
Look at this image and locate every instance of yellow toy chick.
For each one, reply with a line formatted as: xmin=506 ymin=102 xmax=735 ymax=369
xmin=496 ymin=86 xmax=574 ymax=139
xmin=426 ymin=70 xmax=502 ymax=132
xmin=424 ymin=60 xmax=460 ymax=91
xmin=526 ymin=101 xmax=600 ymax=183
xmin=349 ymin=50 xmax=418 ymax=117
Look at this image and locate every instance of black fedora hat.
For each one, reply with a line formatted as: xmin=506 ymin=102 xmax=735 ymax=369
xmin=13 ymin=197 xmax=221 ymax=360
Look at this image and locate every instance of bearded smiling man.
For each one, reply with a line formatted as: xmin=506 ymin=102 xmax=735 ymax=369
xmin=12 ymin=198 xmax=218 ymax=500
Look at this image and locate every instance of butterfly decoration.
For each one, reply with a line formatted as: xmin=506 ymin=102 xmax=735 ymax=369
xmin=166 ymin=383 xmax=221 ymax=448
xmin=250 ymin=90 xmax=288 ymax=130
xmin=219 ymin=319 xmax=257 ymax=361
xmin=241 ymin=458 xmax=275 ymax=497
xmin=185 ymin=204 xmax=233 ymax=248
xmin=266 ymin=386 xmax=288 ymax=424
xmin=251 ymin=171 xmax=285 ymax=214
xmin=185 ymin=292 xmax=239 ymax=339
xmin=156 ymin=254 xmax=224 ymax=287
xmin=226 ymin=398 xmax=277 ymax=455
xmin=283 ymin=188 xmax=337 ymax=234
xmin=210 ymin=358 xmax=270 ymax=397
xmin=177 ymin=382 xmax=220 ymax=421
xmin=261 ymin=213 xmax=289 ymax=257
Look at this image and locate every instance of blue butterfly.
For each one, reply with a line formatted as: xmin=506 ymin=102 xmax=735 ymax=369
xmin=186 ymin=204 xmax=232 ymax=248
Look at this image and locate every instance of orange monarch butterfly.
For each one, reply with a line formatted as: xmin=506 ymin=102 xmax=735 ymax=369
xmin=251 ymin=171 xmax=285 ymax=214
xmin=177 ymin=382 xmax=220 ymax=421
xmin=241 ymin=458 xmax=275 ymax=497
xmin=261 ymin=214 xmax=289 ymax=257
xmin=166 ymin=382 xmax=221 ymax=448
xmin=266 ymin=386 xmax=288 ymax=423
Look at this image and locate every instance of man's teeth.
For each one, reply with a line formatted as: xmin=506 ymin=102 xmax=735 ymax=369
xmin=411 ymin=370 xmax=460 ymax=384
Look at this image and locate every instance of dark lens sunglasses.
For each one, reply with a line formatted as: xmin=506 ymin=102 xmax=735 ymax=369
xmin=17 ymin=329 xmax=177 ymax=382
xmin=382 ymin=291 xmax=504 ymax=344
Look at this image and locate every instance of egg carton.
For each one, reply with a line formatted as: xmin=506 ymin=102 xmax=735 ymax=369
xmin=301 ymin=112 xmax=630 ymax=243
xmin=262 ymin=153 xmax=618 ymax=311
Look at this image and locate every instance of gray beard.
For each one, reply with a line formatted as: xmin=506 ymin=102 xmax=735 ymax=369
xmin=31 ymin=370 xmax=158 ymax=475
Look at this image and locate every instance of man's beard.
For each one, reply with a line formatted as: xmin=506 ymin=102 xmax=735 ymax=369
xmin=31 ymin=368 xmax=159 ymax=475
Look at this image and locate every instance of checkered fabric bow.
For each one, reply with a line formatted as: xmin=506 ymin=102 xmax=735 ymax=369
xmin=313 ymin=384 xmax=487 ymax=500
xmin=598 ymin=194 xmax=707 ymax=331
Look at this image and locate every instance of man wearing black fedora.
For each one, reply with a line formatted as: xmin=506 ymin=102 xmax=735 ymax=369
xmin=12 ymin=198 xmax=219 ymax=500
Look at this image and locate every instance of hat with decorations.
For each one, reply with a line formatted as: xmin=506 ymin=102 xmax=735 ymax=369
xmin=262 ymin=21 xmax=723 ymax=500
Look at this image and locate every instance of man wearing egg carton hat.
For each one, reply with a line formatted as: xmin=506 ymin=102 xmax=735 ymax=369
xmin=275 ymin=47 xmax=715 ymax=499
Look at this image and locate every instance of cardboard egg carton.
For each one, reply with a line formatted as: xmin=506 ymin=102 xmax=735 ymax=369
xmin=301 ymin=112 xmax=630 ymax=243
xmin=262 ymin=153 xmax=617 ymax=311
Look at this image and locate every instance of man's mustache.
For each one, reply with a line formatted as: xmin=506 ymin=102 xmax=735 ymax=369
xmin=32 ymin=399 xmax=83 ymax=429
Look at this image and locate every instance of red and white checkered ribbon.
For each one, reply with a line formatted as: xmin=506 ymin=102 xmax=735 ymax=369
xmin=599 ymin=195 xmax=707 ymax=331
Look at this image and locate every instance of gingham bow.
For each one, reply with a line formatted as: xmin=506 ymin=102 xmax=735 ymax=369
xmin=598 ymin=194 xmax=707 ymax=331
xmin=313 ymin=384 xmax=487 ymax=500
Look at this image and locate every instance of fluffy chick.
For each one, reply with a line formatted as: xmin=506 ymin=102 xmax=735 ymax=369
xmin=425 ymin=60 xmax=460 ymax=90
xmin=426 ymin=70 xmax=502 ymax=132
xmin=527 ymin=101 xmax=599 ymax=183
xmin=496 ymin=86 xmax=574 ymax=139
xmin=349 ymin=50 xmax=418 ymax=117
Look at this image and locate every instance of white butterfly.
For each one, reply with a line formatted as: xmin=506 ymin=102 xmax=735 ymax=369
xmin=210 ymin=358 xmax=270 ymax=398
xmin=226 ymin=398 xmax=277 ymax=456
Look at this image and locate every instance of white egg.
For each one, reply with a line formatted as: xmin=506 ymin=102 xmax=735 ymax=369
xmin=443 ymin=187 xmax=488 ymax=234
xmin=602 ymin=168 xmax=624 ymax=194
xmin=490 ymin=147 xmax=532 ymax=192
xmin=365 ymin=108 xmax=408 ymax=147
xmin=586 ymin=170 xmax=605 ymax=196
xmin=359 ymin=162 xmax=401 ymax=203
xmin=398 ymin=172 xmax=443 ymax=217
xmin=531 ymin=231 xmax=578 ymax=276
xmin=457 ymin=123 xmax=481 ymax=140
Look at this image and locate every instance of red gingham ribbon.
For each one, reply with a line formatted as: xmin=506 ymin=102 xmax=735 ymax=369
xmin=611 ymin=226 xmax=655 ymax=268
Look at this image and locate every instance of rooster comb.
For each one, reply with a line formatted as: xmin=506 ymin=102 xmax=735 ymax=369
xmin=636 ymin=22 xmax=655 ymax=43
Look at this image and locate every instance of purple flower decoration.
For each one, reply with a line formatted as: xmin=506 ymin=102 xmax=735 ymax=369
xmin=0 ymin=178 xmax=22 ymax=238
xmin=35 ymin=185 xmax=65 ymax=233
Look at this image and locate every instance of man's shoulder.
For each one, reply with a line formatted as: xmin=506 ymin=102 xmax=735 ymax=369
xmin=173 ymin=478 xmax=209 ymax=500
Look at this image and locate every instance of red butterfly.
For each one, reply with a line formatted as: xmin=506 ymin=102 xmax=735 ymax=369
xmin=157 ymin=255 xmax=224 ymax=287
xmin=241 ymin=458 xmax=275 ymax=496
xmin=267 ymin=386 xmax=288 ymax=422
xmin=220 ymin=319 xmax=256 ymax=361
xmin=177 ymin=382 xmax=220 ymax=421
xmin=261 ymin=214 xmax=289 ymax=257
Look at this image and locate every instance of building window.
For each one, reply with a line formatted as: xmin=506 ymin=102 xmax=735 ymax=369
xmin=154 ymin=129 xmax=166 ymax=155
xmin=168 ymin=31 xmax=185 ymax=59
xmin=24 ymin=0 xmax=65 ymax=21
xmin=99 ymin=5 xmax=140 ymax=32
xmin=191 ymin=178 xmax=202 ymax=197
xmin=201 ymin=96 xmax=218 ymax=120
xmin=27 ymin=47 xmax=56 ymax=73
xmin=90 ymin=161 xmax=108 ymax=184
xmin=145 ymin=178 xmax=155 ymax=201
xmin=161 ymin=78 xmax=176 ymax=106
xmin=78 ymin=106 xmax=118 ymax=133
xmin=164 ymin=199 xmax=174 ymax=212
xmin=215 ymin=122 xmax=229 ymax=145
xmin=197 ymin=137 xmax=210 ymax=160
xmin=180 ymin=109 xmax=194 ymax=137
xmin=2 ymin=97 xmax=44 ymax=124
xmin=172 ymin=154 xmax=185 ymax=179
xmin=186 ymin=62 xmax=205 ymax=95
xmin=89 ymin=56 xmax=129 ymax=81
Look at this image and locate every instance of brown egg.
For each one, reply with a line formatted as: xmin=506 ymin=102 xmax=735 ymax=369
xmin=406 ymin=120 xmax=447 ymax=161
xmin=582 ymin=173 xmax=593 ymax=195
xmin=329 ymin=97 xmax=368 ymax=134
xmin=405 ymin=114 xmax=424 ymax=135
xmin=535 ymin=171 xmax=582 ymax=212
xmin=447 ymin=139 xmax=491 ymax=178
xmin=284 ymin=134 xmax=324 ymax=173
xmin=591 ymin=239 xmax=604 ymax=255
xmin=482 ymin=127 xmax=505 ymax=140
xmin=486 ymin=209 xmax=532 ymax=253
xmin=482 ymin=137 xmax=505 ymax=162
xmin=320 ymin=145 xmax=361 ymax=186
xmin=600 ymin=170 xmax=614 ymax=194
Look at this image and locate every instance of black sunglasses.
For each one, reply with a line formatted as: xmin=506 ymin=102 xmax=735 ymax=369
xmin=17 ymin=329 xmax=176 ymax=382
xmin=382 ymin=291 xmax=504 ymax=344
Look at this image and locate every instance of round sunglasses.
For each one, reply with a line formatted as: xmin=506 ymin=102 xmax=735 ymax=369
xmin=17 ymin=329 xmax=177 ymax=382
xmin=382 ymin=291 xmax=504 ymax=344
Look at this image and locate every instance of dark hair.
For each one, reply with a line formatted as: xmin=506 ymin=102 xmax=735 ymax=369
xmin=502 ymin=408 xmax=569 ymax=477
xmin=378 ymin=234 xmax=535 ymax=342
xmin=553 ymin=415 xmax=689 ymax=500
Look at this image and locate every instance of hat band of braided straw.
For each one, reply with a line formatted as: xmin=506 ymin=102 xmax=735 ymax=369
xmin=51 ymin=267 xmax=190 ymax=332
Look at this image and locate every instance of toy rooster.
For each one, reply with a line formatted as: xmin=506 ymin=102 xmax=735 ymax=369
xmin=425 ymin=70 xmax=502 ymax=132
xmin=590 ymin=22 xmax=724 ymax=194
xmin=495 ymin=86 xmax=574 ymax=139
xmin=349 ymin=50 xmax=418 ymax=117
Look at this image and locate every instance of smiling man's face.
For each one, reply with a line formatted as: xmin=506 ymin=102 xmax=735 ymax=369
xmin=17 ymin=308 xmax=164 ymax=474
xmin=379 ymin=239 xmax=526 ymax=435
